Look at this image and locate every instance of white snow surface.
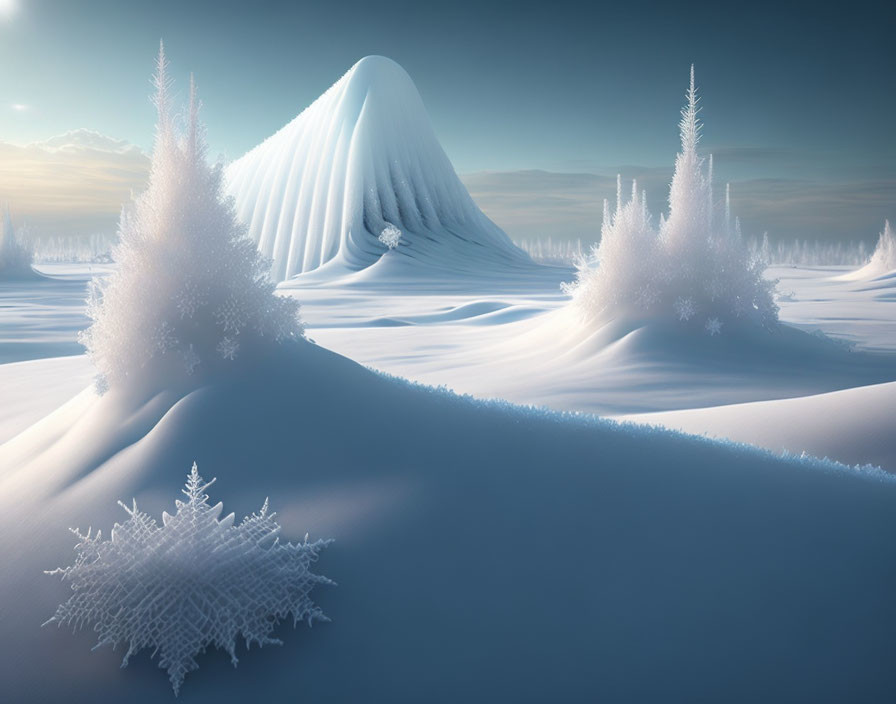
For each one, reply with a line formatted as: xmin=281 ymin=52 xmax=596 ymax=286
xmin=2 ymin=339 xmax=895 ymax=703
xmin=2 ymin=264 xmax=895 ymax=459
xmin=225 ymin=56 xmax=531 ymax=281
xmin=619 ymin=380 xmax=896 ymax=470
xmin=294 ymin=265 xmax=896 ymax=416
xmin=0 ymin=260 xmax=894 ymax=701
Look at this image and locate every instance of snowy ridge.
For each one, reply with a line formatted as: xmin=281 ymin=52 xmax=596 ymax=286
xmin=225 ymin=56 xmax=531 ymax=281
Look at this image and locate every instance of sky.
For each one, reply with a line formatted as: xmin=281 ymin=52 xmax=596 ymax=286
xmin=0 ymin=0 xmax=893 ymax=244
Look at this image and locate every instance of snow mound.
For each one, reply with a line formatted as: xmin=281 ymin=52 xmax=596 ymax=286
xmin=618 ymin=380 xmax=896 ymax=470
xmin=225 ymin=56 xmax=531 ymax=281
xmin=2 ymin=341 xmax=896 ymax=702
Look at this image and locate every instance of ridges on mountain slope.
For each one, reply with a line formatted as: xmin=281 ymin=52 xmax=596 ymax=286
xmin=226 ymin=56 xmax=532 ymax=281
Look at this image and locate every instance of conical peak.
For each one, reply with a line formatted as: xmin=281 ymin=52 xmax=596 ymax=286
xmin=337 ymin=55 xmax=421 ymax=107
xmin=226 ymin=55 xmax=529 ymax=280
xmin=346 ymin=55 xmax=412 ymax=87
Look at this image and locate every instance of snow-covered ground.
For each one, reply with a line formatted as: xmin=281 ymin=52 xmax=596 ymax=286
xmin=0 ymin=263 xmax=113 ymax=364
xmin=619 ymin=380 xmax=896 ymax=470
xmin=3 ymin=54 xmax=895 ymax=703
xmin=297 ymin=265 xmax=896 ymax=415
xmin=2 ymin=217 xmax=895 ymax=704
xmin=2 ymin=262 xmax=895 ymax=469
xmin=2 ymin=336 xmax=895 ymax=703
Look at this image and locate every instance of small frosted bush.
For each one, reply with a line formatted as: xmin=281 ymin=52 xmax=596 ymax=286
xmin=45 ymin=463 xmax=332 ymax=696
xmin=79 ymin=45 xmax=303 ymax=392
xmin=868 ymin=220 xmax=896 ymax=273
xmin=564 ymin=67 xmax=778 ymax=332
xmin=0 ymin=207 xmax=35 ymax=278
xmin=379 ymin=223 xmax=402 ymax=250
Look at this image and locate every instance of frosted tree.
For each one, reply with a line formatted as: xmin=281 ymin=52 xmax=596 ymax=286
xmin=662 ymin=65 xmax=712 ymax=266
xmin=378 ymin=223 xmax=402 ymax=250
xmin=562 ymin=177 xmax=659 ymax=312
xmin=45 ymin=463 xmax=332 ymax=696
xmin=867 ymin=220 xmax=896 ymax=273
xmin=0 ymin=206 xmax=36 ymax=278
xmin=564 ymin=66 xmax=778 ymax=331
xmin=759 ymin=232 xmax=771 ymax=265
xmin=79 ymin=44 xmax=303 ymax=392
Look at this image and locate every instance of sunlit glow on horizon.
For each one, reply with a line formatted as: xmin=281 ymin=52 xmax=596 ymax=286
xmin=12 ymin=103 xmax=29 ymax=112
xmin=0 ymin=0 xmax=18 ymax=19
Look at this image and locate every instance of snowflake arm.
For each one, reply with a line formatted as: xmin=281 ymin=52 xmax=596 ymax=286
xmin=45 ymin=463 xmax=332 ymax=696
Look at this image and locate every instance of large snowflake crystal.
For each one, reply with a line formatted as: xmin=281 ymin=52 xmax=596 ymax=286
xmin=45 ymin=464 xmax=333 ymax=696
xmin=705 ymin=317 xmax=723 ymax=336
xmin=378 ymin=223 xmax=402 ymax=250
xmin=674 ymin=296 xmax=696 ymax=322
xmin=216 ymin=335 xmax=239 ymax=361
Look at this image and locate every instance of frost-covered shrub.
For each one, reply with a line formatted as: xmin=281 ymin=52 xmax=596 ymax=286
xmin=378 ymin=223 xmax=402 ymax=250
xmin=0 ymin=207 xmax=35 ymax=277
xmin=868 ymin=220 xmax=896 ymax=273
xmin=563 ymin=67 xmax=778 ymax=332
xmin=45 ymin=463 xmax=332 ymax=696
xmin=79 ymin=46 xmax=303 ymax=391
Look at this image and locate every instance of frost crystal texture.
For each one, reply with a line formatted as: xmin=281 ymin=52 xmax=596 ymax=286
xmin=674 ymin=296 xmax=696 ymax=321
xmin=563 ymin=67 xmax=777 ymax=330
xmin=45 ymin=463 xmax=332 ymax=696
xmin=378 ymin=223 xmax=402 ymax=250
xmin=705 ymin=317 xmax=723 ymax=336
xmin=869 ymin=220 xmax=896 ymax=273
xmin=79 ymin=45 xmax=303 ymax=391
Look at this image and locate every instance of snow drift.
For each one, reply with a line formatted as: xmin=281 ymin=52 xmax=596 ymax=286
xmin=225 ymin=56 xmax=531 ymax=281
xmin=618 ymin=380 xmax=896 ymax=470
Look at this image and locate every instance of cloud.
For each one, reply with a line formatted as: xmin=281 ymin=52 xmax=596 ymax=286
xmin=2 ymin=132 xmax=889 ymax=247
xmin=0 ymin=129 xmax=149 ymax=239
xmin=727 ymin=177 xmax=896 ymax=239
xmin=461 ymin=169 xmax=895 ymax=244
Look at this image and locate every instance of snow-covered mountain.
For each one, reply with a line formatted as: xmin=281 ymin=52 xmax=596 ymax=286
xmin=225 ymin=56 xmax=531 ymax=281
